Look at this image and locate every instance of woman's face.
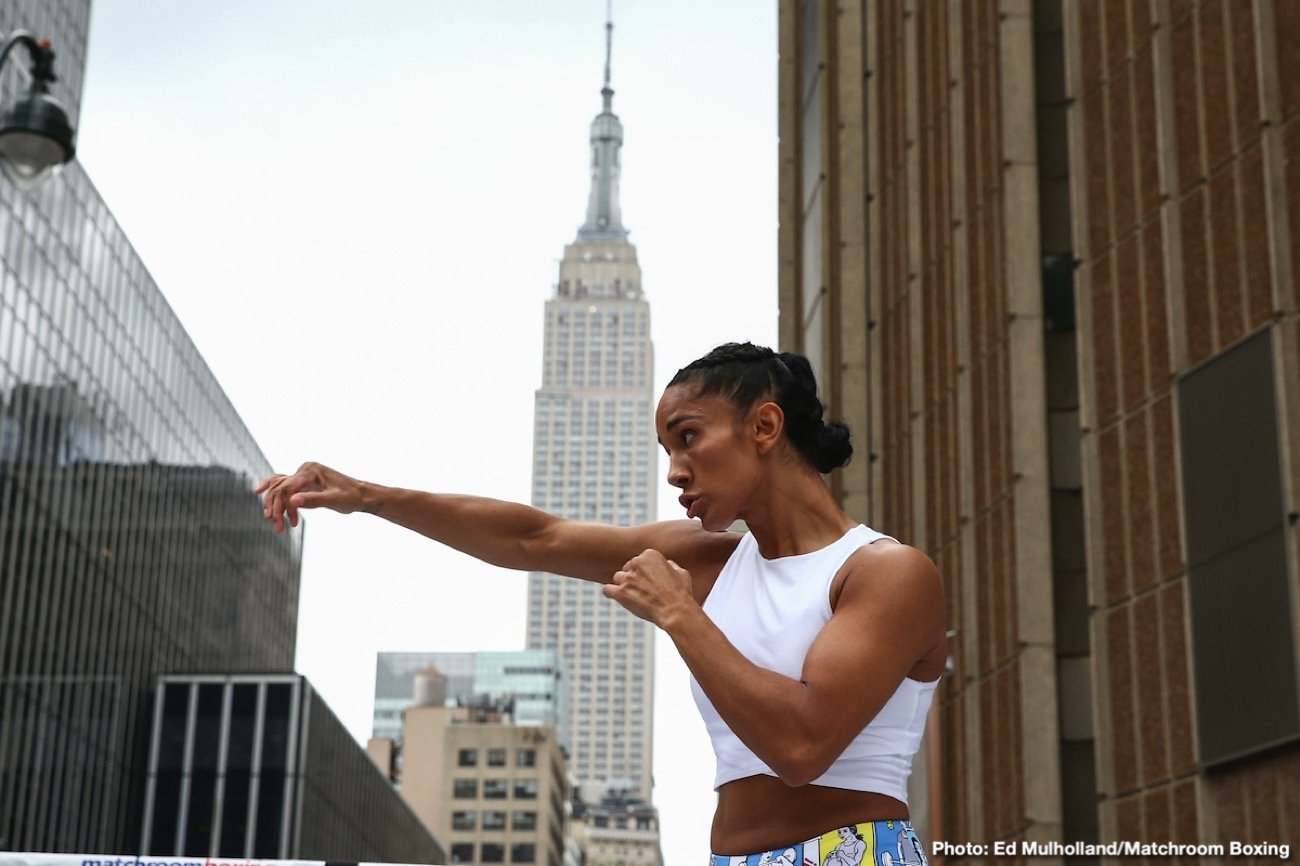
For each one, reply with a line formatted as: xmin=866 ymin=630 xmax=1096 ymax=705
xmin=655 ymin=385 xmax=766 ymax=531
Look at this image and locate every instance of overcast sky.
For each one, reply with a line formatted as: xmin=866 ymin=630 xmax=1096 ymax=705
xmin=75 ymin=1 xmax=777 ymax=860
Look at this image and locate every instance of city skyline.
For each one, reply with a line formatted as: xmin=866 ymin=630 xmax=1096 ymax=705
xmin=73 ymin=2 xmax=777 ymax=861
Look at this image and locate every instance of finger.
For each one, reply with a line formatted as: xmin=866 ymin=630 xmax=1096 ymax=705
xmin=602 ymin=583 xmax=619 ymax=599
xmin=610 ymin=570 xmax=629 ymax=585
xmin=255 ymin=474 xmax=285 ymax=495
xmin=291 ymin=490 xmax=335 ymax=510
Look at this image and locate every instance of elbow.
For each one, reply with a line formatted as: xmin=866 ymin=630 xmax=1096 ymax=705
xmin=771 ymin=743 xmax=834 ymax=788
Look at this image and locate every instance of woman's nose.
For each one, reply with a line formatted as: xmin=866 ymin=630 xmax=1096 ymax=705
xmin=667 ymin=460 xmax=689 ymax=488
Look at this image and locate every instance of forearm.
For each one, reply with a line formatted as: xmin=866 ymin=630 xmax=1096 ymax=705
xmin=664 ymin=606 xmax=831 ymax=785
xmin=359 ymin=483 xmax=560 ymax=573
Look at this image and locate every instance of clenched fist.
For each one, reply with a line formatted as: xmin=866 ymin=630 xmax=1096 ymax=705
xmin=602 ymin=548 xmax=697 ymax=629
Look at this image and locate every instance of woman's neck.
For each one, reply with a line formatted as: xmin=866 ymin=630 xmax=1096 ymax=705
xmin=740 ymin=465 xmax=855 ymax=559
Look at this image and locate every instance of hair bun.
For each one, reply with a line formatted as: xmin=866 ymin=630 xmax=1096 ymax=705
xmin=813 ymin=421 xmax=853 ymax=473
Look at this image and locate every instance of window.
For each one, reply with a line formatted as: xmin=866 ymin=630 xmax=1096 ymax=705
xmin=482 ymin=843 xmax=505 ymax=863
xmin=516 ymin=748 xmax=536 ymax=767
xmin=1179 ymin=328 xmax=1298 ymax=765
xmin=452 ymin=810 xmax=476 ymax=830
xmin=512 ymin=810 xmax=537 ymax=831
xmin=483 ymin=810 xmax=507 ymax=830
xmin=511 ymin=844 xmax=536 ymax=863
xmin=453 ymin=779 xmax=478 ymax=799
xmin=457 ymin=748 xmax=478 ymax=767
xmin=450 ymin=844 xmax=474 ymax=864
xmin=513 ymin=778 xmax=538 ymax=799
xmin=488 ymin=748 xmax=507 ymax=766
xmin=484 ymin=778 xmax=508 ymax=799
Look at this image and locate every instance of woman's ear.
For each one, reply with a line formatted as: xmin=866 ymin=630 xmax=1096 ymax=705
xmin=752 ymin=401 xmax=785 ymax=454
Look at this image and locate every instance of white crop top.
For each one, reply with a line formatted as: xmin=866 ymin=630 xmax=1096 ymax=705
xmin=688 ymin=524 xmax=938 ymax=801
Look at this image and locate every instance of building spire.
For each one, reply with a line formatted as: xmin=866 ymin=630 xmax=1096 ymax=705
xmin=603 ymin=1 xmax=613 ymax=106
xmin=577 ymin=1 xmax=628 ymax=242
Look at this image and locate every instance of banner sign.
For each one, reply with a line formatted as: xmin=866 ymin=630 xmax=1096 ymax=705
xmin=0 ymin=856 xmax=442 ymax=866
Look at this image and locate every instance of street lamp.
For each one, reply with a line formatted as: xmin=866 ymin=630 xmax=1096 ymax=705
xmin=0 ymin=30 xmax=76 ymax=190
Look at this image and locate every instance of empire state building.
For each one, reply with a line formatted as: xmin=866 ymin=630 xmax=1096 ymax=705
xmin=525 ymin=20 xmax=657 ymax=806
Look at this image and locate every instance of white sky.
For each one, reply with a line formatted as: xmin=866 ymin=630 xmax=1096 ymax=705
xmin=75 ymin=1 xmax=777 ymax=861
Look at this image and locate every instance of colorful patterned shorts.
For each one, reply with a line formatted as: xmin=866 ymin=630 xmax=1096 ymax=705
xmin=709 ymin=819 xmax=929 ymax=866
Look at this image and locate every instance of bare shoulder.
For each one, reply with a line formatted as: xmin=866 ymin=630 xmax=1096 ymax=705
xmin=832 ymin=539 xmax=945 ymax=611
xmin=831 ymin=540 xmax=948 ymax=674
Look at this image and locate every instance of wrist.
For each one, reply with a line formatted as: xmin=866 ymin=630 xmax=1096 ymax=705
xmin=658 ymin=598 xmax=701 ymax=634
xmin=358 ymin=480 xmax=386 ymax=515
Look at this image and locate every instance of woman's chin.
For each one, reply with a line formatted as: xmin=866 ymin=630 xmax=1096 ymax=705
xmin=699 ymin=511 xmax=734 ymax=532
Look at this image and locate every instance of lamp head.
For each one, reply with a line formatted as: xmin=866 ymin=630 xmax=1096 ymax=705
xmin=0 ymin=35 xmax=76 ymax=190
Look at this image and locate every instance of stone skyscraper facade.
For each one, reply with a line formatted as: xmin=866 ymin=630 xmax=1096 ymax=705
xmin=778 ymin=0 xmax=1300 ymax=848
xmin=525 ymin=22 xmax=657 ymax=805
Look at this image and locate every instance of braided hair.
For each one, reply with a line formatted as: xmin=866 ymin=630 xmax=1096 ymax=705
xmin=667 ymin=342 xmax=852 ymax=473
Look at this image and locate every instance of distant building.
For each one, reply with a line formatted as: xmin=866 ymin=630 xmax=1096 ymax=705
xmin=373 ymin=650 xmax=568 ymax=746
xmin=142 ymin=675 xmax=442 ymax=863
xmin=370 ymin=669 xmax=568 ymax=866
xmin=525 ymin=15 xmax=657 ymax=809
xmin=568 ymin=785 xmax=662 ymax=866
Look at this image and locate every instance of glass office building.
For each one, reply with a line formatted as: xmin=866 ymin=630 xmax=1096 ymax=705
xmin=143 ymin=675 xmax=443 ymax=863
xmin=1 ymin=0 xmax=303 ymax=853
xmin=372 ymin=650 xmax=568 ymax=747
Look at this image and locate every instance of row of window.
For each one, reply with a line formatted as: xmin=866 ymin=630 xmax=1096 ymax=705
xmin=453 ymin=778 xmax=539 ymax=799
xmin=457 ymin=748 xmax=537 ymax=768
xmin=450 ymin=842 xmax=535 ymax=864
xmin=451 ymin=810 xmax=538 ymax=831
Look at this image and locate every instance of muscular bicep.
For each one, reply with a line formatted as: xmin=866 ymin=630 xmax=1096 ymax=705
xmin=797 ymin=545 xmax=946 ymax=759
xmin=531 ymin=518 xmax=738 ymax=590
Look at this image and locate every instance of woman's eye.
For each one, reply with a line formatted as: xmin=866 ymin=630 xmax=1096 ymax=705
xmin=681 ymin=431 xmax=696 ymax=445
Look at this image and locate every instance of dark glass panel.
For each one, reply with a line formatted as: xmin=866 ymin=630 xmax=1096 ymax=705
xmin=193 ymin=683 xmax=223 ymax=770
xmin=183 ymin=766 xmax=217 ymax=855
xmin=157 ymin=684 xmax=190 ymax=772
xmin=252 ymin=770 xmax=285 ymax=858
xmin=219 ymin=769 xmax=251 ymax=856
xmin=260 ymin=684 xmax=291 ymax=770
xmin=149 ymin=770 xmax=182 ymax=854
xmin=226 ymin=684 xmax=257 ymax=770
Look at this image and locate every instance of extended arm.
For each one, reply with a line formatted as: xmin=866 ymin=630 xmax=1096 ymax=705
xmin=257 ymin=462 xmax=735 ymax=585
xmin=605 ymin=542 xmax=946 ymax=785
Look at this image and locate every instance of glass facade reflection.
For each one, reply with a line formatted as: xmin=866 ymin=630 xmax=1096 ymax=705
xmin=372 ymin=650 xmax=568 ymax=748
xmin=1 ymin=0 xmax=303 ymax=853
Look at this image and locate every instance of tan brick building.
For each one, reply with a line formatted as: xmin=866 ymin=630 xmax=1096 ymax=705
xmin=368 ymin=671 xmax=568 ymax=865
xmin=777 ymin=0 xmax=1300 ymax=854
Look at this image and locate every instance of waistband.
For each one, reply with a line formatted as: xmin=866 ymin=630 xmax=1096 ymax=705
xmin=709 ymin=819 xmax=928 ymax=866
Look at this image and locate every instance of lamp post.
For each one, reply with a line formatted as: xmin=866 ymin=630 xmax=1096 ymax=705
xmin=0 ymin=30 xmax=77 ymax=190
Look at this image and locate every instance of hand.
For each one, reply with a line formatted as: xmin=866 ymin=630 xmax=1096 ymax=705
xmin=603 ymin=548 xmax=697 ymax=629
xmin=255 ymin=461 xmax=366 ymax=533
